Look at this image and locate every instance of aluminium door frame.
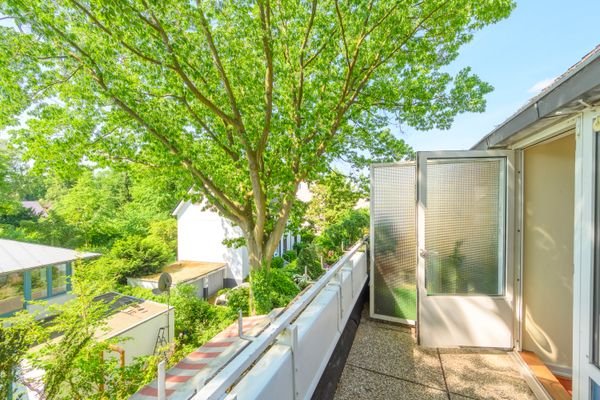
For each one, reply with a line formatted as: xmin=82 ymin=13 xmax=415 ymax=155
xmin=509 ymin=116 xmax=578 ymax=354
xmin=416 ymin=150 xmax=516 ymax=348
xmin=370 ymin=161 xmax=417 ymax=325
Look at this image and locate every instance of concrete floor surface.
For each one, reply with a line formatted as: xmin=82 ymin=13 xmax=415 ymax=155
xmin=334 ymin=308 xmax=536 ymax=400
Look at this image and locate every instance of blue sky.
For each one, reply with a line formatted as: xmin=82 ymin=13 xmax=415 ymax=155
xmin=399 ymin=0 xmax=600 ymax=151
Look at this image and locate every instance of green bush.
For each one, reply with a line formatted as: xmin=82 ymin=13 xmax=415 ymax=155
xmin=315 ymin=209 xmax=369 ymax=263
xmin=297 ymin=244 xmax=324 ymax=280
xmin=271 ymin=256 xmax=285 ymax=269
xmin=226 ymin=285 xmax=250 ymax=316
xmin=251 ymin=268 xmax=300 ymax=315
xmin=282 ymin=250 xmax=297 ymax=263
xmin=109 ymin=235 xmax=172 ymax=283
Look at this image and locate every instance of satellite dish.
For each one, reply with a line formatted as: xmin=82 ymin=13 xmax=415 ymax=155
xmin=152 ymin=272 xmax=172 ymax=295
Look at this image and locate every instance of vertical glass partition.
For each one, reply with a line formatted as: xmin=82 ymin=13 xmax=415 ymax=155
xmin=371 ymin=163 xmax=417 ymax=322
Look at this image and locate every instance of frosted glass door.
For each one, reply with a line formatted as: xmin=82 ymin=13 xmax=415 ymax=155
xmin=417 ymin=151 xmax=514 ymax=348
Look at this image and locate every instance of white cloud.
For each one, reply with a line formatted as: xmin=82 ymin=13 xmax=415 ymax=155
xmin=527 ymin=78 xmax=555 ymax=94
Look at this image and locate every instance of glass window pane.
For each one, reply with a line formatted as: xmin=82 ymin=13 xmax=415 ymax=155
xmin=592 ymin=378 xmax=600 ymax=400
xmin=0 ymin=272 xmax=24 ymax=315
xmin=425 ymin=158 xmax=506 ymax=296
xmin=31 ymin=267 xmax=48 ymax=300
xmin=372 ymin=164 xmax=417 ymax=321
xmin=51 ymin=264 xmax=67 ymax=295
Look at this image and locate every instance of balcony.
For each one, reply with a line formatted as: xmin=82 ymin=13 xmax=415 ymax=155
xmin=334 ymin=307 xmax=535 ymax=399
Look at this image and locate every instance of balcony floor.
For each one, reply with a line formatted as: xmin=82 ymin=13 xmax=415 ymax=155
xmin=334 ymin=306 xmax=536 ymax=400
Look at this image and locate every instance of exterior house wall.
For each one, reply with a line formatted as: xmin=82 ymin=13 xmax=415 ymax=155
xmin=175 ymin=202 xmax=300 ymax=286
xmin=523 ymin=133 xmax=575 ymax=373
xmin=109 ymin=308 xmax=175 ymax=365
xmin=127 ymin=268 xmax=225 ymax=299
xmin=176 ymin=202 xmax=248 ymax=286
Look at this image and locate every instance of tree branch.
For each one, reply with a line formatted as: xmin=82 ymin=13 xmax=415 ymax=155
xmin=137 ymin=4 xmax=240 ymax=128
xmin=257 ymin=0 xmax=273 ymax=159
xmin=196 ymin=4 xmax=244 ymax=127
xmin=334 ymin=0 xmax=350 ymax=66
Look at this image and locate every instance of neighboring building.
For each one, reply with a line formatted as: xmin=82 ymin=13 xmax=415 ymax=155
xmin=0 ymin=239 xmax=98 ymax=317
xmin=173 ymin=201 xmax=300 ymax=287
xmin=127 ymin=260 xmax=226 ymax=299
xmin=371 ymin=45 xmax=600 ymax=399
xmin=20 ymin=201 xmax=48 ymax=218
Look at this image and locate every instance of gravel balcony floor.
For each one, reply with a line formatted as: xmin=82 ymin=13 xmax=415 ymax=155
xmin=334 ymin=306 xmax=536 ymax=400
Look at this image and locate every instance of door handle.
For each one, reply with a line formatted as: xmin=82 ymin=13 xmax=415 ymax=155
xmin=420 ymin=249 xmax=428 ymax=258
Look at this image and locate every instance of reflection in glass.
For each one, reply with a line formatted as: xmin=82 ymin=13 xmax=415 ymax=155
xmin=372 ymin=164 xmax=417 ymax=320
xmin=31 ymin=267 xmax=48 ymax=300
xmin=0 ymin=272 xmax=24 ymax=315
xmin=425 ymin=158 xmax=505 ymax=296
xmin=52 ymin=264 xmax=67 ymax=294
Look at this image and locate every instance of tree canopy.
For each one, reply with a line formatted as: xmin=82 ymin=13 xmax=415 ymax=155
xmin=0 ymin=0 xmax=514 ymax=268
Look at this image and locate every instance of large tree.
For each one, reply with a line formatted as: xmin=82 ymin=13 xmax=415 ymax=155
xmin=0 ymin=0 xmax=514 ymax=269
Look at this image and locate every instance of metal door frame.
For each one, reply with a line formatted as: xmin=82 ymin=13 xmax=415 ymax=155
xmin=416 ymin=150 xmax=516 ymax=348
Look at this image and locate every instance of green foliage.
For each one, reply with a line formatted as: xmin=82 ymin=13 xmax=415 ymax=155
xmin=110 ymin=235 xmax=172 ymax=282
xmin=0 ymin=0 xmax=513 ymax=269
xmin=251 ymin=268 xmax=301 ymax=315
xmin=297 ymin=244 xmax=324 ymax=280
xmin=0 ymin=312 xmax=44 ymax=400
xmin=271 ymin=256 xmax=285 ymax=269
xmin=315 ymin=209 xmax=369 ymax=263
xmin=305 ymin=171 xmax=362 ymax=233
xmin=224 ymin=286 xmax=250 ymax=316
xmin=282 ymin=250 xmax=297 ymax=263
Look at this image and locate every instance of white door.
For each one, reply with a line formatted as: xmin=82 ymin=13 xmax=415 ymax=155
xmin=416 ymin=151 xmax=515 ymax=348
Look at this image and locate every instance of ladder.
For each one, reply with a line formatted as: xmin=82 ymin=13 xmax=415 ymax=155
xmin=153 ymin=326 xmax=168 ymax=357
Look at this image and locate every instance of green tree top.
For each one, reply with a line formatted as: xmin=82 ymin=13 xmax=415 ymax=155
xmin=0 ymin=0 xmax=514 ymax=269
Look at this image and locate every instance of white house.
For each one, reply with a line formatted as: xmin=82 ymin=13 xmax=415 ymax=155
xmin=173 ymin=199 xmax=302 ymax=288
xmin=370 ymin=44 xmax=600 ymax=399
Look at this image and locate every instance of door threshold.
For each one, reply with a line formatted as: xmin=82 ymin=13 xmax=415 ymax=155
xmin=511 ymin=351 xmax=571 ymax=400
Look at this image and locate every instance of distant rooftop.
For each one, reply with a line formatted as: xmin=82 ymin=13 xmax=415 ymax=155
xmin=138 ymin=260 xmax=226 ymax=285
xmin=0 ymin=239 xmax=99 ymax=274
xmin=21 ymin=200 xmax=48 ymax=217
xmin=94 ymin=292 xmax=171 ymax=340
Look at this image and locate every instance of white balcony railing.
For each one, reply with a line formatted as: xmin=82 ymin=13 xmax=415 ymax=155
xmin=184 ymin=238 xmax=368 ymax=400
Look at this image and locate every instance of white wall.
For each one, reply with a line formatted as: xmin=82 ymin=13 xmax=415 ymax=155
xmin=111 ymin=308 xmax=175 ymax=365
xmin=523 ymin=134 xmax=575 ymax=373
xmin=176 ymin=202 xmax=249 ymax=285
xmin=227 ymin=251 xmax=367 ymax=400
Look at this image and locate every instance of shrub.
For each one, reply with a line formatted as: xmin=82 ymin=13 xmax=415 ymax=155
xmin=282 ymin=250 xmax=297 ymax=263
xmin=315 ymin=209 xmax=369 ymax=263
xmin=297 ymin=244 xmax=324 ymax=280
xmin=271 ymin=256 xmax=285 ymax=269
xmin=109 ymin=235 xmax=171 ymax=282
xmin=226 ymin=285 xmax=250 ymax=316
xmin=250 ymin=268 xmax=300 ymax=315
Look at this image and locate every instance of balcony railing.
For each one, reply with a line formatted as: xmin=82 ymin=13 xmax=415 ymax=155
xmin=155 ymin=238 xmax=368 ymax=400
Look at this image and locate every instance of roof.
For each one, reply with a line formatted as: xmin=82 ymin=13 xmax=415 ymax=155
xmin=95 ymin=292 xmax=172 ymax=340
xmin=136 ymin=261 xmax=226 ymax=284
xmin=21 ymin=201 xmax=48 ymax=217
xmin=35 ymin=292 xmax=172 ymax=346
xmin=472 ymin=44 xmax=600 ymax=149
xmin=0 ymin=239 xmax=99 ymax=274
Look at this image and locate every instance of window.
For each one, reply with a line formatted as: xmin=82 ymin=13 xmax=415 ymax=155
xmin=0 ymin=272 xmax=24 ymax=315
xmin=51 ymin=264 xmax=67 ymax=295
xmin=31 ymin=267 xmax=48 ymax=300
